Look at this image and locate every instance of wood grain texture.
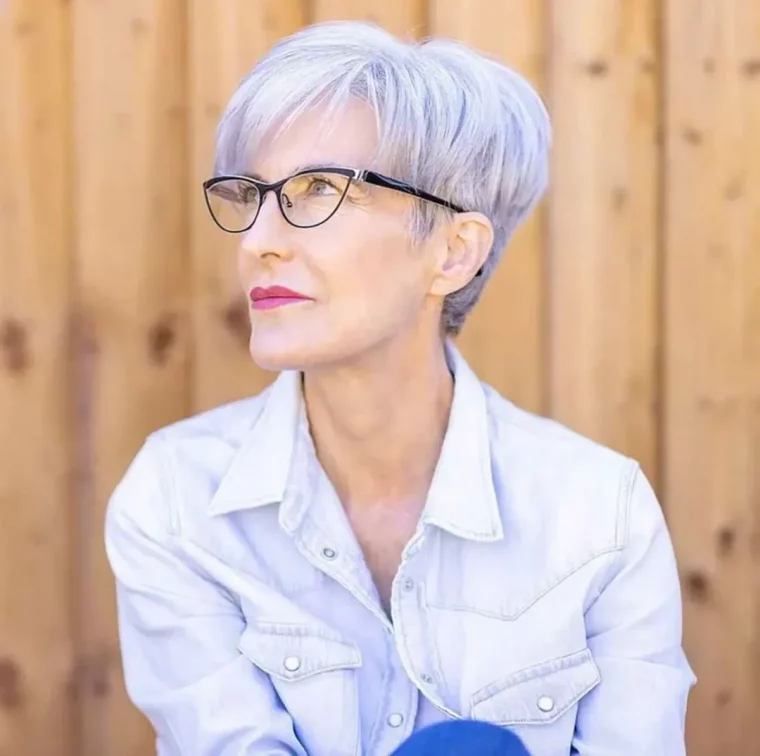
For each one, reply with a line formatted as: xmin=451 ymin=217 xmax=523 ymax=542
xmin=189 ymin=0 xmax=306 ymax=413
xmin=311 ymin=0 xmax=426 ymax=37
xmin=72 ymin=1 xmax=190 ymax=754
xmin=548 ymin=0 xmax=661 ymax=479
xmin=0 ymin=2 xmax=759 ymax=753
xmin=664 ymin=2 xmax=760 ymax=753
xmin=430 ymin=0 xmax=547 ymax=413
xmin=0 ymin=1 xmax=75 ymax=754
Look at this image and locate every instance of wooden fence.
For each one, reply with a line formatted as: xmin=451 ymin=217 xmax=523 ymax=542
xmin=1 ymin=1 xmax=758 ymax=754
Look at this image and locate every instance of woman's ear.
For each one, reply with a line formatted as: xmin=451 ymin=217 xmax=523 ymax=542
xmin=429 ymin=212 xmax=494 ymax=297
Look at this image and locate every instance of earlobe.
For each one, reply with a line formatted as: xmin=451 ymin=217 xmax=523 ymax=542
xmin=429 ymin=212 xmax=493 ymax=297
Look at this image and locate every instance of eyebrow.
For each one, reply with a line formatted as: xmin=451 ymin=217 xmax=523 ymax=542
xmin=242 ymin=162 xmax=351 ymax=181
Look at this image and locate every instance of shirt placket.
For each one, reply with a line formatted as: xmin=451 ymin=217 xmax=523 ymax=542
xmin=391 ymin=530 xmax=458 ymax=720
xmin=293 ymin=511 xmax=391 ymax=631
xmin=367 ymin=647 xmax=419 ymax=755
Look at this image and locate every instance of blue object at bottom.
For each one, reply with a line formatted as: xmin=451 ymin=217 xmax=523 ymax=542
xmin=392 ymin=720 xmax=532 ymax=755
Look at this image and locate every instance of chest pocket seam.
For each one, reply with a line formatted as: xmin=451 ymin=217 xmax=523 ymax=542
xmin=469 ymin=647 xmax=601 ymax=726
xmin=425 ymin=547 xmax=619 ymax=621
xmin=238 ymin=622 xmax=362 ymax=681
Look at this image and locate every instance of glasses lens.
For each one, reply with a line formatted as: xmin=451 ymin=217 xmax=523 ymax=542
xmin=205 ymin=179 xmax=260 ymax=233
xmin=280 ymin=171 xmax=350 ymax=227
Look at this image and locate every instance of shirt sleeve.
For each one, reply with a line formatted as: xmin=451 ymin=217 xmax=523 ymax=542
xmin=104 ymin=435 xmax=306 ymax=756
xmin=572 ymin=465 xmax=696 ymax=755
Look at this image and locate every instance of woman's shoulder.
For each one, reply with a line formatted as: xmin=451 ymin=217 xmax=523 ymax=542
xmin=481 ymin=381 xmax=646 ymax=553
xmin=108 ymin=385 xmax=276 ymax=526
xmin=482 ymin=381 xmax=635 ymax=475
xmin=157 ymin=385 xmax=274 ymax=447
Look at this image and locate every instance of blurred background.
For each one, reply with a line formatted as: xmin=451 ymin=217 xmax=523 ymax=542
xmin=1 ymin=1 xmax=758 ymax=755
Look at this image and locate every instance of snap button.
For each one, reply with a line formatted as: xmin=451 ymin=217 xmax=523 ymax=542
xmin=321 ymin=546 xmax=337 ymax=560
xmin=283 ymin=656 xmax=301 ymax=672
xmin=387 ymin=712 xmax=404 ymax=728
xmin=537 ymin=695 xmax=555 ymax=713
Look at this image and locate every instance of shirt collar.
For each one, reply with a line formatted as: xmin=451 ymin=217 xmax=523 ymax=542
xmin=208 ymin=369 xmax=302 ymax=517
xmin=208 ymin=342 xmax=504 ymax=542
xmin=420 ymin=342 xmax=504 ymax=542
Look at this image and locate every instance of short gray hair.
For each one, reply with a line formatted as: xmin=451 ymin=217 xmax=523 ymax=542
xmin=215 ymin=21 xmax=551 ymax=334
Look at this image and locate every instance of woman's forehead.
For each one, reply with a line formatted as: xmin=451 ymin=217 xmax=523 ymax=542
xmin=248 ymin=100 xmax=381 ymax=182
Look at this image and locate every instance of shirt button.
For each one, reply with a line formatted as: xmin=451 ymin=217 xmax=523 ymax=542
xmin=283 ymin=656 xmax=301 ymax=672
xmin=321 ymin=546 xmax=337 ymax=560
xmin=537 ymin=695 xmax=555 ymax=713
xmin=387 ymin=713 xmax=404 ymax=728
xmin=402 ymin=578 xmax=414 ymax=591
xmin=420 ymin=673 xmax=434 ymax=685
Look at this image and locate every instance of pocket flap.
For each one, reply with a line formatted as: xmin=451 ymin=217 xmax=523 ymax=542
xmin=470 ymin=648 xmax=600 ymax=725
xmin=238 ymin=622 xmax=362 ymax=682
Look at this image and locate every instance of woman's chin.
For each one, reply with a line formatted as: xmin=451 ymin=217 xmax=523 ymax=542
xmin=248 ymin=334 xmax=324 ymax=373
xmin=249 ymin=346 xmax=305 ymax=372
xmin=248 ymin=324 xmax=380 ymax=373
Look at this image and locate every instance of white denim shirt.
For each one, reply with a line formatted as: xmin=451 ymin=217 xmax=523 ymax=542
xmin=106 ymin=344 xmax=695 ymax=756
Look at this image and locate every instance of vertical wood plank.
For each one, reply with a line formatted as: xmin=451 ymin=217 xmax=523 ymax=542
xmin=664 ymin=2 xmax=760 ymax=753
xmin=430 ymin=0 xmax=547 ymax=413
xmin=549 ymin=1 xmax=660 ymax=480
xmin=73 ymin=1 xmax=190 ymax=754
xmin=189 ymin=0 xmax=306 ymax=412
xmin=311 ymin=0 xmax=426 ymax=37
xmin=0 ymin=1 xmax=75 ymax=754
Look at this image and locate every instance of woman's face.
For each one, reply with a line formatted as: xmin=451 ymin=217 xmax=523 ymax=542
xmin=236 ymin=100 xmax=448 ymax=372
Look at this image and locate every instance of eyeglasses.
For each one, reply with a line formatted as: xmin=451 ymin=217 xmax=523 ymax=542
xmin=203 ymin=166 xmax=467 ymax=233
xmin=203 ymin=166 xmax=483 ymax=276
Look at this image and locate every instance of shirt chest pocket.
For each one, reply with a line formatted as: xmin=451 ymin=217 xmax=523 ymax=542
xmin=238 ymin=623 xmax=362 ymax=756
xmin=469 ymin=648 xmax=601 ymax=754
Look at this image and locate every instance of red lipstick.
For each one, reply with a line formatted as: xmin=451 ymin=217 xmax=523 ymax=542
xmin=249 ymin=285 xmax=312 ymax=310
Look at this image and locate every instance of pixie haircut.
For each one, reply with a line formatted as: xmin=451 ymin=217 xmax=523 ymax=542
xmin=214 ymin=21 xmax=551 ymax=335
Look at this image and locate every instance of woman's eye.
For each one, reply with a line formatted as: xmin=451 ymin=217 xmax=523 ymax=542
xmin=210 ymin=186 xmax=237 ymax=202
xmin=239 ymin=186 xmax=258 ymax=204
xmin=307 ymin=178 xmax=339 ymax=195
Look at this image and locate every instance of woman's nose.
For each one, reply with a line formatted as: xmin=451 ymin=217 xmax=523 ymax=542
xmin=238 ymin=191 xmax=291 ymax=263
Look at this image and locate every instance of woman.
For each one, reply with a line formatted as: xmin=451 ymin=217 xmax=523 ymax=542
xmin=106 ymin=20 xmax=695 ymax=756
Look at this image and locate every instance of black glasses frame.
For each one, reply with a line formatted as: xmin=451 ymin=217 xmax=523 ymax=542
xmin=203 ymin=166 xmax=484 ymax=275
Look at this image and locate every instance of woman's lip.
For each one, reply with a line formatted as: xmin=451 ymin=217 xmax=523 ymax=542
xmin=249 ymin=285 xmax=309 ymax=301
xmin=250 ymin=297 xmax=311 ymax=311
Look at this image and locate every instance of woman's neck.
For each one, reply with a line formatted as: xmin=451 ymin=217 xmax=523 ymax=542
xmin=302 ymin=332 xmax=454 ymax=507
